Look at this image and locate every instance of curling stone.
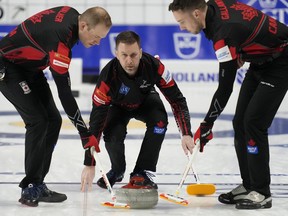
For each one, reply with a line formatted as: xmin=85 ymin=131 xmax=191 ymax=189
xmin=115 ymin=188 xmax=158 ymax=209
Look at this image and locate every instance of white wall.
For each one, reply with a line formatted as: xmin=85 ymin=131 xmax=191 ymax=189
xmin=0 ymin=0 xmax=175 ymax=25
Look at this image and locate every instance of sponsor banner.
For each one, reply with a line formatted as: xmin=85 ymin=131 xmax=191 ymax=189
xmin=242 ymin=0 xmax=288 ymax=24
xmin=0 ymin=25 xmax=14 ymax=38
xmin=96 ymin=26 xmax=213 ymax=60
xmin=100 ymin=58 xmax=249 ymax=84
xmin=0 ymin=0 xmax=287 ymax=75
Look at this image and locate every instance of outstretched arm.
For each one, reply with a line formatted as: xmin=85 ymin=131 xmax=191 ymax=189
xmin=156 ymin=60 xmax=194 ymax=154
xmin=204 ymin=60 xmax=238 ymax=123
xmin=194 ymin=59 xmax=238 ymax=152
xmin=52 ymin=72 xmax=99 ymax=152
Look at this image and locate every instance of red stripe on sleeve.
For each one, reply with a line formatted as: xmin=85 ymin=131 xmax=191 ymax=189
xmin=214 ymin=39 xmax=226 ymax=51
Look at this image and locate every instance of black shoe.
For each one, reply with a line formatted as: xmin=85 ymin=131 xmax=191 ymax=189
xmin=97 ymin=170 xmax=124 ymax=189
xmin=37 ymin=183 xmax=67 ymax=202
xmin=122 ymin=170 xmax=158 ymax=189
xmin=236 ymin=191 xmax=272 ymax=209
xmin=218 ymin=184 xmax=248 ymax=204
xmin=19 ymin=183 xmax=40 ymax=207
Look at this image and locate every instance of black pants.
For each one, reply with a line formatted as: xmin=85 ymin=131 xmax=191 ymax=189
xmin=233 ymin=56 xmax=288 ymax=196
xmin=103 ymin=92 xmax=168 ymax=174
xmin=0 ymin=62 xmax=62 ymax=188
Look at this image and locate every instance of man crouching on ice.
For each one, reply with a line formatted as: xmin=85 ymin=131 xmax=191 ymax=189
xmin=81 ymin=30 xmax=194 ymax=191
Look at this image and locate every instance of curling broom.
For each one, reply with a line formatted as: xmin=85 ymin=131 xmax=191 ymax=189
xmin=90 ymin=147 xmax=130 ymax=208
xmin=186 ymin=139 xmax=216 ymax=195
xmin=159 ymin=139 xmax=201 ymax=206
xmin=159 ymin=153 xmax=192 ymax=206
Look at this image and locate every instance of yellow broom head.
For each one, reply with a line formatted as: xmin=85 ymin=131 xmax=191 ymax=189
xmin=186 ymin=183 xmax=216 ymax=195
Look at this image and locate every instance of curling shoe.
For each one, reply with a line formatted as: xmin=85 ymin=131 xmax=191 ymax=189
xmin=97 ymin=169 xmax=124 ymax=189
xmin=218 ymin=184 xmax=249 ymax=204
xmin=122 ymin=170 xmax=158 ymax=189
xmin=236 ymin=191 xmax=272 ymax=209
xmin=38 ymin=183 xmax=67 ymax=202
xmin=19 ymin=183 xmax=40 ymax=207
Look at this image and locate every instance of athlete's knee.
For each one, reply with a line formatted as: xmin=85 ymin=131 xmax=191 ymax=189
xmin=50 ymin=112 xmax=62 ymax=130
xmin=232 ymin=115 xmax=244 ymax=131
xmin=36 ymin=112 xmax=62 ymax=134
xmin=243 ymin=113 xmax=262 ymax=133
xmin=103 ymin=125 xmax=126 ymax=142
xmin=25 ymin=114 xmax=49 ymax=133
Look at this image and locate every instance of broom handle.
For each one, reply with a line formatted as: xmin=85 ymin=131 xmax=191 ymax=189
xmin=189 ymin=139 xmax=201 ymax=184
xmin=91 ymin=147 xmax=116 ymax=201
xmin=175 ymin=140 xmax=200 ymax=194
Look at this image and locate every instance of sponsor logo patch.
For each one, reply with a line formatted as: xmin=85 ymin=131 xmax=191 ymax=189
xmin=19 ymin=81 xmax=31 ymax=94
xmin=247 ymin=145 xmax=259 ymax=154
xmin=215 ymin=45 xmax=233 ymax=62
xmin=247 ymin=138 xmax=259 ymax=154
xmin=119 ymin=83 xmax=130 ymax=95
xmin=93 ymin=95 xmax=105 ymax=105
xmin=96 ymin=89 xmax=109 ymax=101
xmin=52 ymin=59 xmax=69 ymax=68
xmin=154 ymin=126 xmax=166 ymax=134
xmin=162 ymin=68 xmax=172 ymax=84
xmin=51 ymin=52 xmax=70 ymax=68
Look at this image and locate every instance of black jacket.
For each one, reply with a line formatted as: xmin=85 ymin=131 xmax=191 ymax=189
xmin=202 ymin=0 xmax=288 ymax=123
xmin=89 ymin=52 xmax=192 ymax=140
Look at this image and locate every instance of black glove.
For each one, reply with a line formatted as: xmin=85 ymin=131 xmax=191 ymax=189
xmin=79 ymin=131 xmax=100 ymax=153
xmin=194 ymin=122 xmax=213 ymax=152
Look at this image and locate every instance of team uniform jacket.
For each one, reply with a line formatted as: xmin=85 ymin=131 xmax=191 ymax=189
xmin=90 ymin=52 xmax=192 ymax=140
xmin=203 ymin=0 xmax=288 ymax=123
xmin=0 ymin=6 xmax=88 ymax=133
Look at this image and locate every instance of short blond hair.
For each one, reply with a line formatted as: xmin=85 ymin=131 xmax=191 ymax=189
xmin=79 ymin=7 xmax=112 ymax=29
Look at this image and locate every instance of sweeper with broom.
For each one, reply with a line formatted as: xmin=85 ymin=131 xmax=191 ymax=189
xmin=168 ymin=0 xmax=288 ymax=210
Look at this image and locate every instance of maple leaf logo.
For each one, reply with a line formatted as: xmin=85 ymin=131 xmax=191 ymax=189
xmin=231 ymin=2 xmax=258 ymax=21
xmin=157 ymin=121 xmax=165 ymax=128
xmin=248 ymin=139 xmax=256 ymax=146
